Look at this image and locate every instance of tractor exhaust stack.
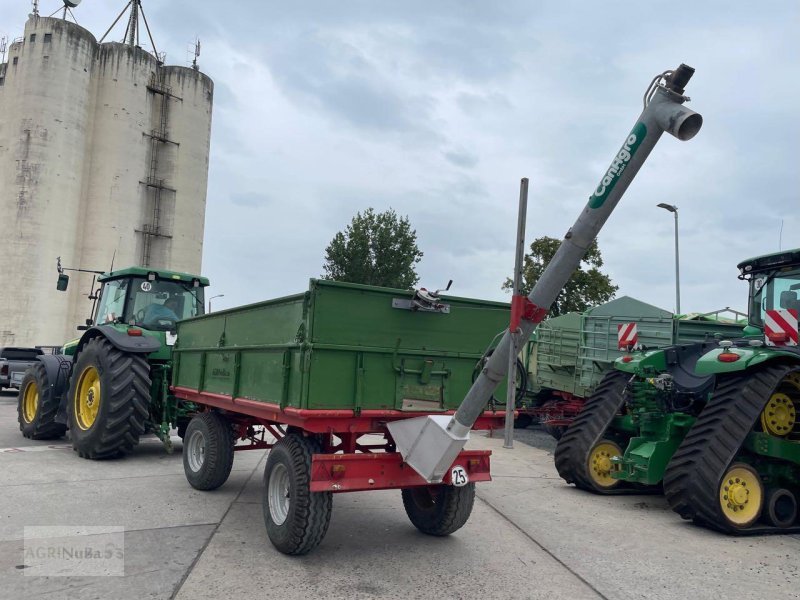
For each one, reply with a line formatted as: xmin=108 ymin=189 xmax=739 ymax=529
xmin=388 ymin=64 xmax=703 ymax=483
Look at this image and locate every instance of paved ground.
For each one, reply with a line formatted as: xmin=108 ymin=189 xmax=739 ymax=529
xmin=1 ymin=388 xmax=798 ymax=599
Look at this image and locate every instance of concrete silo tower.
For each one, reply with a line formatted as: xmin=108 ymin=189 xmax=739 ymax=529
xmin=0 ymin=1 xmax=213 ymax=347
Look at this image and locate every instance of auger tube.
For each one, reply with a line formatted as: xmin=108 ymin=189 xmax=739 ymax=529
xmin=387 ymin=64 xmax=703 ymax=483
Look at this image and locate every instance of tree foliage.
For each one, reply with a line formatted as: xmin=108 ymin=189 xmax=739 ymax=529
xmin=503 ymin=236 xmax=618 ymax=317
xmin=323 ymin=208 xmax=423 ymax=289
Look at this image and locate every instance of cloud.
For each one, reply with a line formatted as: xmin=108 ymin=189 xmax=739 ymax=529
xmin=2 ymin=0 xmax=799 ymax=316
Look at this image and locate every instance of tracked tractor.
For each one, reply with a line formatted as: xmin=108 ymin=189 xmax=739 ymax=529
xmin=555 ymin=248 xmax=800 ymax=532
xmin=664 ymin=249 xmax=800 ymax=532
xmin=17 ymin=266 xmax=208 ymax=459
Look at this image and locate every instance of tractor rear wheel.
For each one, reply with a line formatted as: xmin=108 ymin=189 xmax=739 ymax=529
xmin=183 ymin=412 xmax=235 ymax=490
xmin=68 ymin=337 xmax=151 ymax=459
xmin=263 ymin=434 xmax=332 ymax=555
xmin=18 ymin=362 xmax=67 ymax=440
xmin=401 ymin=483 xmax=475 ymax=536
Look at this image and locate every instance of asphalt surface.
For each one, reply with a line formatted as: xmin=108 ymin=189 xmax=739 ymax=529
xmin=1 ymin=389 xmax=798 ymax=599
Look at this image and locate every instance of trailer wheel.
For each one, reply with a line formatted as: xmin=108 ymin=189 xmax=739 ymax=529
xmin=542 ymin=423 xmax=566 ymax=440
xmin=514 ymin=414 xmax=533 ymax=429
xmin=18 ymin=363 xmax=67 ymax=440
xmin=68 ymin=337 xmax=150 ymax=459
xmin=183 ymin=412 xmax=235 ymax=490
xmin=402 ymin=483 xmax=475 ymax=536
xmin=263 ymin=434 xmax=332 ymax=555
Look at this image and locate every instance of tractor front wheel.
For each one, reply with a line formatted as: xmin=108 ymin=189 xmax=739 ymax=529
xmin=262 ymin=434 xmax=332 ymax=555
xmin=183 ymin=412 xmax=235 ymax=490
xmin=68 ymin=337 xmax=151 ymax=459
xmin=18 ymin=363 xmax=67 ymax=440
xmin=401 ymin=483 xmax=476 ymax=536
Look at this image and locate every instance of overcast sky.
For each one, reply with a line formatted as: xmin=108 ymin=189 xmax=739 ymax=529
xmin=4 ymin=1 xmax=799 ymax=315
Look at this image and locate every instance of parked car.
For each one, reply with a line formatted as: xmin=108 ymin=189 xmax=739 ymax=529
xmin=0 ymin=347 xmax=44 ymax=390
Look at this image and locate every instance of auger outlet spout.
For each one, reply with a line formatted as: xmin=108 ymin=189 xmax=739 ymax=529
xmin=388 ymin=64 xmax=704 ymax=483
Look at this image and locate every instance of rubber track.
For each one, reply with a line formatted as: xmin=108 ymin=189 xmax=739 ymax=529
xmin=553 ymin=370 xmax=640 ymax=494
xmin=19 ymin=362 xmax=68 ymax=440
xmin=663 ymin=363 xmax=800 ymax=534
xmin=73 ymin=338 xmax=151 ymax=459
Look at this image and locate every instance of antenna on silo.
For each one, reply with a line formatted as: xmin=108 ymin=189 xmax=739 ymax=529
xmin=191 ymin=38 xmax=201 ymax=71
xmin=0 ymin=37 xmax=7 ymax=64
xmin=99 ymin=1 xmax=159 ymax=59
xmin=46 ymin=0 xmax=80 ymax=22
xmin=31 ymin=0 xmax=39 ymax=17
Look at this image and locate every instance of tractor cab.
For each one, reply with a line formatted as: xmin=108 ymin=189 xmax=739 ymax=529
xmin=57 ymin=265 xmax=209 ymax=360
xmin=738 ymin=249 xmax=800 ymax=338
xmin=92 ymin=268 xmax=208 ymax=332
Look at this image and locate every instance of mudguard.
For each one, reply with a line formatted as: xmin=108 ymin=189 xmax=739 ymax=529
xmin=36 ymin=354 xmax=74 ymax=425
xmin=76 ymin=325 xmax=161 ymax=356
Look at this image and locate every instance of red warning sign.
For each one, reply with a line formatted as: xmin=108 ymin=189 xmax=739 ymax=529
xmin=764 ymin=309 xmax=799 ymax=347
xmin=617 ymin=322 xmax=639 ymax=350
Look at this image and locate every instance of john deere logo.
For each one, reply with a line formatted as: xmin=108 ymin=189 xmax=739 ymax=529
xmin=588 ymin=122 xmax=647 ymax=209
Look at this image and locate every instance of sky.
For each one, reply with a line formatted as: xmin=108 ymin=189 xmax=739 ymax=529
xmin=3 ymin=0 xmax=799 ymax=315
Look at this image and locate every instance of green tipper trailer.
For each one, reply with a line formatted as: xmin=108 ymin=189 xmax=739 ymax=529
xmin=173 ymin=280 xmax=512 ymax=412
xmin=524 ymin=296 xmax=745 ymax=436
xmin=172 ymin=280 xmax=509 ymax=555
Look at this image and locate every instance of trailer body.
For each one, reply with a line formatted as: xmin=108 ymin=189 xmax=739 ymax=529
xmin=173 ymin=279 xmax=511 ymax=412
xmin=525 ymin=297 xmax=745 ymax=436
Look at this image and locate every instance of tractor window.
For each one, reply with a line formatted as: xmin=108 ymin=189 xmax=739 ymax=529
xmin=96 ymin=279 xmax=129 ymax=324
xmin=128 ymin=279 xmax=205 ymax=331
xmin=750 ymin=267 xmax=800 ymax=328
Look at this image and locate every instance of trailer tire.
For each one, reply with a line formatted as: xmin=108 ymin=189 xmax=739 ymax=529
xmin=68 ymin=338 xmax=151 ymax=459
xmin=263 ymin=434 xmax=332 ymax=555
xmin=514 ymin=414 xmax=533 ymax=429
xmin=402 ymin=483 xmax=475 ymax=536
xmin=18 ymin=362 xmax=67 ymax=440
xmin=543 ymin=423 xmax=566 ymax=440
xmin=183 ymin=412 xmax=235 ymax=490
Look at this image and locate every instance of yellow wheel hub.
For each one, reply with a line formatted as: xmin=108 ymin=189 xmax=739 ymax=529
xmin=587 ymin=440 xmax=622 ymax=489
xmin=719 ymin=464 xmax=763 ymax=528
xmin=761 ymin=372 xmax=800 ymax=437
xmin=74 ymin=366 xmax=101 ymax=430
xmin=22 ymin=381 xmax=39 ymax=424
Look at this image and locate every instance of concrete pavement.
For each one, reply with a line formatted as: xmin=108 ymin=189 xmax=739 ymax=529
xmin=1 ymin=389 xmax=797 ymax=599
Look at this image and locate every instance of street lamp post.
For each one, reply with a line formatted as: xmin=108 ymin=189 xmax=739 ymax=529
xmin=657 ymin=203 xmax=680 ymax=314
xmin=208 ymin=294 xmax=224 ymax=313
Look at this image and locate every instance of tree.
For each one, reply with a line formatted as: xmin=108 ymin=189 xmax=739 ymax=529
xmin=322 ymin=208 xmax=423 ymax=289
xmin=503 ymin=236 xmax=618 ymax=317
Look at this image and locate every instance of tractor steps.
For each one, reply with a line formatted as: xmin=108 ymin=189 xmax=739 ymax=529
xmin=663 ymin=363 xmax=800 ymax=534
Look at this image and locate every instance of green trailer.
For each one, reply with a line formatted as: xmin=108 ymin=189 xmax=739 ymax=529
xmin=523 ymin=296 xmax=745 ymax=437
xmin=172 ymin=279 xmax=509 ymax=555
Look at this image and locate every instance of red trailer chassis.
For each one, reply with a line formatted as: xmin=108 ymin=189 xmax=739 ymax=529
xmin=173 ymin=386 xmax=506 ymax=493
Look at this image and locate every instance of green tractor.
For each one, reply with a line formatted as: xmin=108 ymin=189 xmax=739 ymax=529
xmin=555 ymin=248 xmax=800 ymax=532
xmin=18 ymin=266 xmax=208 ymax=459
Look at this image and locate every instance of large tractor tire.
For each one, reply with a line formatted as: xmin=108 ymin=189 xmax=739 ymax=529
xmin=262 ymin=434 xmax=332 ymax=555
xmin=18 ymin=362 xmax=67 ymax=440
xmin=68 ymin=337 xmax=151 ymax=459
xmin=401 ymin=483 xmax=476 ymax=536
xmin=183 ymin=412 xmax=235 ymax=490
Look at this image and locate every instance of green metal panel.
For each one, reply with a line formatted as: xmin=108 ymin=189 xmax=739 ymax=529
xmin=673 ymin=317 xmax=745 ymax=344
xmin=527 ymin=296 xmax=747 ymax=400
xmin=528 ymin=312 xmax=585 ymax=397
xmin=579 ymin=296 xmax=674 ymax=390
xmin=173 ymin=280 xmax=510 ymax=411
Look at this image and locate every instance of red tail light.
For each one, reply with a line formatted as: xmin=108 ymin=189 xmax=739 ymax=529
xmin=718 ymin=352 xmax=740 ymax=363
xmin=127 ymin=328 xmax=143 ymax=337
